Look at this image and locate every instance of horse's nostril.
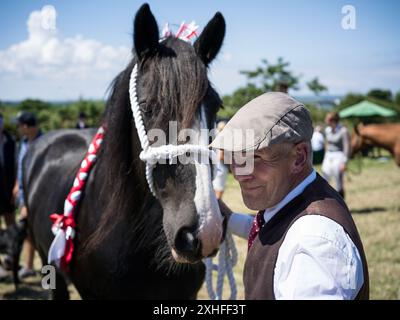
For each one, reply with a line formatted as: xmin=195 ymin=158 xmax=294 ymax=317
xmin=175 ymin=228 xmax=200 ymax=256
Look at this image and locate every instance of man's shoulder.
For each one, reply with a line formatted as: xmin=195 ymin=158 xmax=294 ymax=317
xmin=283 ymin=214 xmax=360 ymax=263
xmin=287 ymin=214 xmax=347 ymax=241
xmin=304 ymin=174 xmax=350 ymax=212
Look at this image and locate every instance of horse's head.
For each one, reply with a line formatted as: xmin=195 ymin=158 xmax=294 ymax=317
xmin=132 ymin=4 xmax=225 ymax=263
xmin=351 ymin=122 xmax=367 ymax=157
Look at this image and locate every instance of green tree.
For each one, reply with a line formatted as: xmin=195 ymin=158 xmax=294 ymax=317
xmin=240 ymin=57 xmax=300 ymax=92
xmin=367 ymin=89 xmax=392 ymax=102
xmin=18 ymin=99 xmax=52 ymax=113
xmin=307 ymin=77 xmax=327 ymax=96
xmin=222 ymin=84 xmax=264 ymax=109
xmin=394 ymin=90 xmax=400 ymax=106
xmin=218 ymin=84 xmax=264 ymax=119
xmin=306 ymin=103 xmax=329 ymax=123
xmin=336 ymin=93 xmax=365 ymax=111
xmin=217 ymin=57 xmax=331 ymax=120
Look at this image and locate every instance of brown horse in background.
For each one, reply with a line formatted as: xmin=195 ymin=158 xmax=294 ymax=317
xmin=351 ymin=123 xmax=400 ymax=166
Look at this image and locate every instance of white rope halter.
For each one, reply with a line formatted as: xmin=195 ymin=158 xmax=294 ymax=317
xmin=129 ymin=63 xmax=237 ymax=300
xmin=129 ymin=64 xmax=216 ymax=197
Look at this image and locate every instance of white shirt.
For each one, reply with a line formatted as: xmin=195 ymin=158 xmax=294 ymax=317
xmin=228 ymin=170 xmax=364 ymax=299
xmin=311 ymin=131 xmax=325 ymax=152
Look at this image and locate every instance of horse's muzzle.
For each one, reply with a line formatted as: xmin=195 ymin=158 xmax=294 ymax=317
xmin=173 ymin=227 xmax=203 ymax=263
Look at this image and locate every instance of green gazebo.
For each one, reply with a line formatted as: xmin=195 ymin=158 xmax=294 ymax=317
xmin=339 ymin=100 xmax=397 ymax=118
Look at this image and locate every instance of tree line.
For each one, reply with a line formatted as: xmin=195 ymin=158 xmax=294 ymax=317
xmin=1 ymin=57 xmax=399 ymax=134
xmin=0 ymin=99 xmax=105 ymax=136
xmin=218 ymin=57 xmax=400 ymax=125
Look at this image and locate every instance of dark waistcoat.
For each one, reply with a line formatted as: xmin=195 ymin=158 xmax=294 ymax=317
xmin=243 ymin=173 xmax=369 ymax=300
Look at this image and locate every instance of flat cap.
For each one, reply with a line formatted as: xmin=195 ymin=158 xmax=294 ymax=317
xmin=211 ymin=92 xmax=313 ymax=152
xmin=17 ymin=111 xmax=37 ymax=127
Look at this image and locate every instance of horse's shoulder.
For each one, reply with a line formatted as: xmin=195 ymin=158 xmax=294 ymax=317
xmin=33 ymin=128 xmax=97 ymax=149
xmin=25 ymin=128 xmax=98 ymax=171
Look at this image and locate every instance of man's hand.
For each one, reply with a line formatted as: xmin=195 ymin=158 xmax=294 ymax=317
xmin=340 ymin=162 xmax=347 ymax=173
xmin=218 ymin=199 xmax=233 ymax=221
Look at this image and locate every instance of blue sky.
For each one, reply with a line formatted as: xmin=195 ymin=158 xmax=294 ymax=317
xmin=0 ymin=0 xmax=399 ymax=100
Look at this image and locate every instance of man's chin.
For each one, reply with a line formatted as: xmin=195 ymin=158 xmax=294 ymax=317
xmin=242 ymin=188 xmax=265 ymax=210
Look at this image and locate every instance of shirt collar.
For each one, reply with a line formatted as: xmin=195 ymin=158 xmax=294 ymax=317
xmin=263 ymin=169 xmax=317 ymax=224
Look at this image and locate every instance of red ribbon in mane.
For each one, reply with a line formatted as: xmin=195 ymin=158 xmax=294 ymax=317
xmin=49 ymin=127 xmax=104 ymax=272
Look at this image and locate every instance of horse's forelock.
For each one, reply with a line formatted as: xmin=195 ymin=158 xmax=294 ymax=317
xmin=144 ymin=37 xmax=209 ymax=130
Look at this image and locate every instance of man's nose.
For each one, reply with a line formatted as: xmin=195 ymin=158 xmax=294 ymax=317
xmin=231 ymin=163 xmax=253 ymax=182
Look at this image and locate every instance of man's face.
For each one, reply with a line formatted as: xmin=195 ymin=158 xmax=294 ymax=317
xmin=325 ymin=115 xmax=337 ymax=129
xmin=231 ymin=144 xmax=296 ymax=211
xmin=18 ymin=123 xmax=28 ymax=137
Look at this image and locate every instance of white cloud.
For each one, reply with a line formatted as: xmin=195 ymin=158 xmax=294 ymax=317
xmin=222 ymin=52 xmax=232 ymax=62
xmin=0 ymin=6 xmax=131 ymax=99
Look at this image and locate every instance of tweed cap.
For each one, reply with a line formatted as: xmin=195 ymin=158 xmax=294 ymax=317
xmin=211 ymin=92 xmax=313 ymax=152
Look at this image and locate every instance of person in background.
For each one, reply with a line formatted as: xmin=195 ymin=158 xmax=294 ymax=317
xmin=0 ymin=113 xmax=16 ymax=227
xmin=0 ymin=113 xmax=17 ymax=280
xmin=13 ymin=111 xmax=42 ymax=279
xmin=76 ymin=111 xmax=88 ymax=129
xmin=212 ymin=121 xmax=229 ymax=199
xmin=311 ymin=125 xmax=325 ymax=165
xmin=321 ymin=112 xmax=351 ymax=199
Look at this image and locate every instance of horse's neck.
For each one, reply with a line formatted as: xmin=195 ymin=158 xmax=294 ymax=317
xmin=361 ymin=125 xmax=398 ymax=152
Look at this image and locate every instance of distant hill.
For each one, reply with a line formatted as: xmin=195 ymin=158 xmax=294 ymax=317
xmin=1 ymin=99 xmax=105 ymax=107
xmin=294 ymin=95 xmax=343 ymax=110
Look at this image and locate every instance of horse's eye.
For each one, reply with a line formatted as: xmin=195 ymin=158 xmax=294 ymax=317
xmin=140 ymin=102 xmax=152 ymax=114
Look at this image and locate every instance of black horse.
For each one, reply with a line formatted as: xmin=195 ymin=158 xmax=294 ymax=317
xmin=23 ymin=4 xmax=226 ymax=299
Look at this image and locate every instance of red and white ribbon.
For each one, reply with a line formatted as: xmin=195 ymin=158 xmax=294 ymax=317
xmin=48 ymin=126 xmax=105 ymax=271
xmin=162 ymin=21 xmax=199 ymax=42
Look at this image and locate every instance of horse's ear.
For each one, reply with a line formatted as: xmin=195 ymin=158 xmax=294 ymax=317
xmin=354 ymin=122 xmax=364 ymax=135
xmin=194 ymin=12 xmax=225 ymax=66
xmin=134 ymin=3 xmax=159 ymax=61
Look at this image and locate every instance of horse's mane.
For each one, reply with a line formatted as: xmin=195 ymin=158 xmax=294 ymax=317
xmin=82 ymin=37 xmax=213 ymax=267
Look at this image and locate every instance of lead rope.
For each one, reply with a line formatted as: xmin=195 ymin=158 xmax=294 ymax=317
xmin=129 ymin=63 xmax=237 ymax=300
xmin=205 ymin=232 xmax=238 ymax=300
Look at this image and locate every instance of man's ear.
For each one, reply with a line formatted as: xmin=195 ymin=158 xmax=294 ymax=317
xmin=292 ymin=142 xmax=308 ymax=173
xmin=194 ymin=12 xmax=225 ymax=66
xmin=133 ymin=3 xmax=159 ymax=61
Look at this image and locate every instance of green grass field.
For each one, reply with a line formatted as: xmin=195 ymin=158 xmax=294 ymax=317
xmin=1 ymin=157 xmax=399 ymax=299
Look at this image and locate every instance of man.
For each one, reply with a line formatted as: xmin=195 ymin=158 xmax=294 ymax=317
xmin=0 ymin=113 xmax=16 ymax=227
xmin=76 ymin=111 xmax=88 ymax=129
xmin=211 ymin=92 xmax=369 ymax=299
xmin=311 ymin=125 xmax=325 ymax=165
xmin=212 ymin=121 xmax=229 ymax=200
xmin=13 ymin=111 xmax=42 ymax=279
xmin=0 ymin=113 xmax=17 ymax=280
